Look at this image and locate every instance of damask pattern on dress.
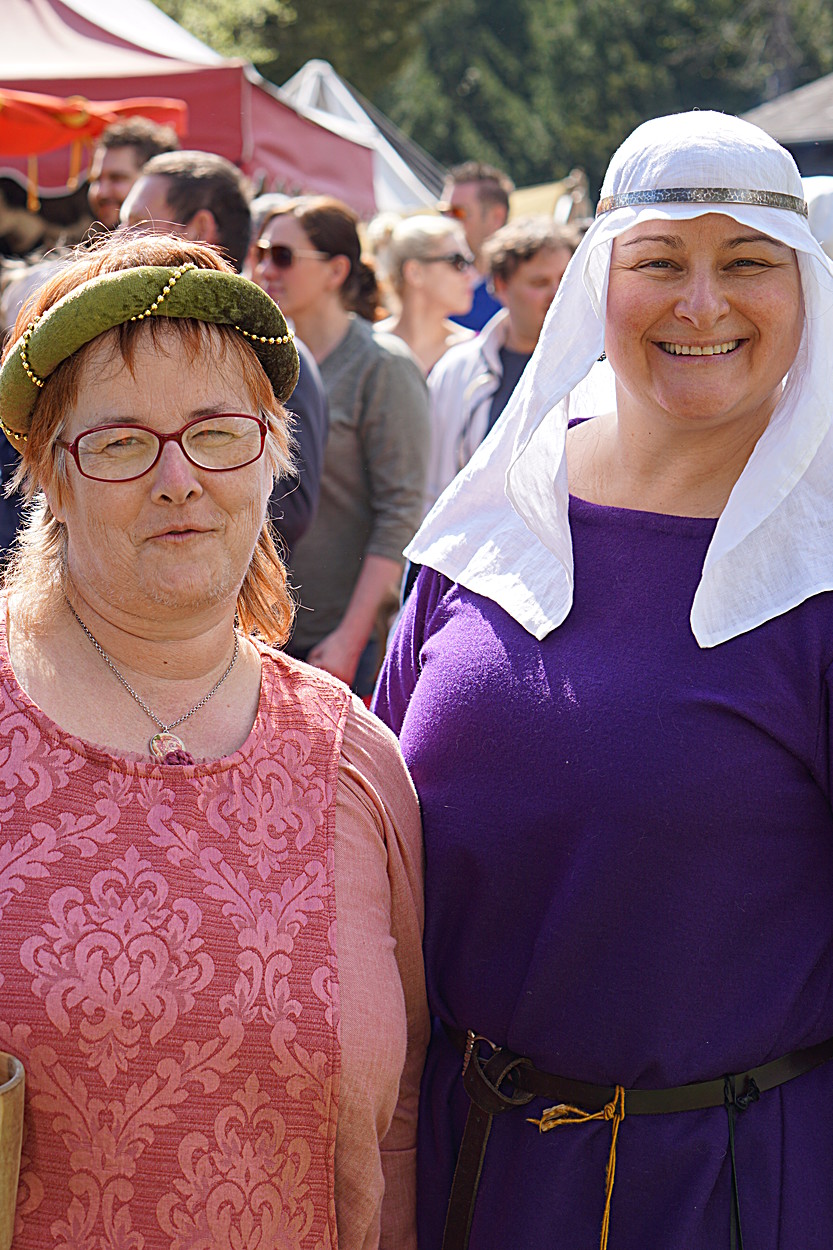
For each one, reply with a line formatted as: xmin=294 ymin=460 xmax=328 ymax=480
xmin=0 ymin=634 xmax=350 ymax=1250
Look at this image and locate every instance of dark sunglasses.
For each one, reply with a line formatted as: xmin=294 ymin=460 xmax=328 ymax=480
xmin=422 ymin=253 xmax=474 ymax=273
xmin=254 ymin=239 xmax=328 ymax=268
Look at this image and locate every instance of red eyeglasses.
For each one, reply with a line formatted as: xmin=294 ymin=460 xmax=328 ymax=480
xmin=58 ymin=415 xmax=268 ymax=482
xmin=254 ymin=240 xmax=328 ymax=268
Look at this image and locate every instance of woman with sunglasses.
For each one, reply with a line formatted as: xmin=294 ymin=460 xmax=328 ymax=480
xmin=0 ymin=232 xmax=428 ymax=1250
xmin=252 ymin=196 xmax=429 ymax=695
xmin=370 ymin=215 xmax=475 ymax=375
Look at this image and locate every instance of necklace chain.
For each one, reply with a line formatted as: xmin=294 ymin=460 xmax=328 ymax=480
xmin=67 ymin=601 xmax=239 ymax=735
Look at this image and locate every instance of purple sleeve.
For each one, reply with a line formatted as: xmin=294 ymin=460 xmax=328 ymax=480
xmin=372 ymin=567 xmax=447 ymax=734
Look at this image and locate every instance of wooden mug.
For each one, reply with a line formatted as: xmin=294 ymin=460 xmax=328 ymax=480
xmin=0 ymin=1054 xmax=23 ymax=1250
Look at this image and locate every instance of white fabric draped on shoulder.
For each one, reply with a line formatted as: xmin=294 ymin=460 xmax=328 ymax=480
xmin=407 ymin=110 xmax=833 ymax=647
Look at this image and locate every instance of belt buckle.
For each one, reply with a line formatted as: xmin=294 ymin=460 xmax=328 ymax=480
xmin=462 ymin=1029 xmax=497 ymax=1077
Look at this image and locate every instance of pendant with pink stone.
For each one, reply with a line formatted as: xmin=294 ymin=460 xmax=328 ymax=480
xmin=149 ymin=731 xmax=195 ymax=765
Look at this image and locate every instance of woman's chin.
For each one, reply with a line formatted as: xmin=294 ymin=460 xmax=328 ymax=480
xmin=134 ymin=558 xmax=240 ymax=615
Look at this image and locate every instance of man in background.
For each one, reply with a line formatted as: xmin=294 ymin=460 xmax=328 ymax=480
xmin=88 ymin=117 xmax=180 ymax=231
xmin=121 ymin=151 xmax=327 ymax=558
xmin=2 ymin=117 xmax=180 ymax=330
xmin=425 ymin=216 xmax=578 ymax=513
xmin=439 ymin=160 xmax=514 ymax=331
xmin=121 ymin=150 xmax=252 ymax=272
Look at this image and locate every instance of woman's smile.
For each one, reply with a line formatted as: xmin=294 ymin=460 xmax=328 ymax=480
xmin=655 ymin=339 xmax=742 ymax=356
xmin=145 ymin=525 xmax=214 ymax=541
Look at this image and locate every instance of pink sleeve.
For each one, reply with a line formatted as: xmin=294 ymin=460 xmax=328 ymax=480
xmin=334 ymin=697 xmax=428 ymax=1250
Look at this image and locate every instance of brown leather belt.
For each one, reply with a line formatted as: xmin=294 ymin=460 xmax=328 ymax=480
xmin=441 ymin=1024 xmax=833 ymax=1250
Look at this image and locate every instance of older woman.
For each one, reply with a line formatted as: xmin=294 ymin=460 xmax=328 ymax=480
xmin=371 ymin=215 xmax=475 ymax=375
xmin=374 ymin=112 xmax=833 ymax=1250
xmin=0 ymin=233 xmax=428 ymax=1250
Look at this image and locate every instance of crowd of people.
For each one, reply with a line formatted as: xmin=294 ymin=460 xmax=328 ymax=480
xmin=2 ymin=101 xmax=833 ymax=1250
xmin=0 ymin=123 xmax=567 ymax=697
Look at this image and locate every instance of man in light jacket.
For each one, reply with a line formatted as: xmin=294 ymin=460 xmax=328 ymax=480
xmin=425 ymin=216 xmax=579 ymax=514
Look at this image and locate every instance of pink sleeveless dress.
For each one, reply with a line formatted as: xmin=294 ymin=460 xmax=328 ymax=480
xmin=0 ymin=628 xmax=354 ymax=1249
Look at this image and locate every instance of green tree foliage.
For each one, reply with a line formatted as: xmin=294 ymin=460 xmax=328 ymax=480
xmin=153 ymin=0 xmax=833 ymax=193
xmin=153 ymin=0 xmax=434 ymax=97
xmin=152 ymin=0 xmax=289 ymax=65
xmin=376 ymin=0 xmax=555 ymax=181
xmin=529 ymin=0 xmax=833 ymax=187
xmin=378 ymin=0 xmax=833 ymax=191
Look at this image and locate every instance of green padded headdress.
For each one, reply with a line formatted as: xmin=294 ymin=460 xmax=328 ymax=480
xmin=0 ymin=262 xmax=300 ymax=446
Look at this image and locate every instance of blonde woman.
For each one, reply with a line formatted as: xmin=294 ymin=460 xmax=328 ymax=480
xmin=372 ymin=214 xmax=475 ymax=375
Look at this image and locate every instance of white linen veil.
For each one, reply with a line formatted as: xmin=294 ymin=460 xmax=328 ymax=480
xmin=804 ymin=176 xmax=833 ymax=257
xmin=407 ymin=111 xmax=833 ymax=647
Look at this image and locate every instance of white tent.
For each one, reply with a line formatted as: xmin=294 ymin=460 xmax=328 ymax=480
xmin=281 ymin=60 xmax=445 ymax=213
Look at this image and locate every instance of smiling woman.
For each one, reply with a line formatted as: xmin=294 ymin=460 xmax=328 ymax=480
xmin=611 ymin=219 xmax=801 ymax=411
xmin=374 ymin=111 xmax=833 ymax=1250
xmin=0 ymin=234 xmax=427 ymax=1250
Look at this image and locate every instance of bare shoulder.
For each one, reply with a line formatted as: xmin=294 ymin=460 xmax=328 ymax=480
xmin=5 ymin=594 xmax=74 ymax=700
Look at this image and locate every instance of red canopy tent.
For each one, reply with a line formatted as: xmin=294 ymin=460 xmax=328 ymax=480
xmin=0 ymin=0 xmax=377 ymax=216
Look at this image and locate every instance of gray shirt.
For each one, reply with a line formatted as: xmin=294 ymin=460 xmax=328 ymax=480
xmin=289 ymin=316 xmax=429 ymax=653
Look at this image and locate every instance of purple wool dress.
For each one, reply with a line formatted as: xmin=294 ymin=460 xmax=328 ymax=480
xmin=373 ymin=495 xmax=833 ymax=1250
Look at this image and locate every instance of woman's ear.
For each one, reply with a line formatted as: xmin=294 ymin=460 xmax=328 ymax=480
xmin=401 ymin=257 xmax=424 ymax=290
xmin=326 ymin=254 xmax=352 ymax=290
xmin=43 ymin=474 xmax=67 ymax=525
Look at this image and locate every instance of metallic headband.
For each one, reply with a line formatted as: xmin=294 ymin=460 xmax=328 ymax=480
xmin=0 ymin=262 xmax=300 ymax=445
xmin=596 ymin=187 xmax=809 ymax=217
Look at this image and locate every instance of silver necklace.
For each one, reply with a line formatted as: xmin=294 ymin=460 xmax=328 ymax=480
xmin=67 ymin=601 xmax=239 ymax=763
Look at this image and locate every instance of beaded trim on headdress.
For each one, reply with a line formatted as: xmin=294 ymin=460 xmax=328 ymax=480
xmin=128 ymin=261 xmax=194 ymax=321
xmin=17 ymin=321 xmax=45 ymax=392
xmin=596 ymin=187 xmax=809 ymax=217
xmin=0 ymin=262 xmax=300 ymax=446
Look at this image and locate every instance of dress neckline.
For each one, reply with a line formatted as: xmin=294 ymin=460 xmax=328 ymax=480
xmin=0 ymin=605 xmax=281 ymax=774
xmin=568 ymin=492 xmax=719 ymax=536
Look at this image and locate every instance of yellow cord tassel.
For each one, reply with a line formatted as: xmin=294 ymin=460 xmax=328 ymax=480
xmin=26 ymin=155 xmax=40 ymax=213
xmin=67 ymin=138 xmax=83 ymax=190
xmin=529 ymin=1085 xmax=626 ymax=1250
